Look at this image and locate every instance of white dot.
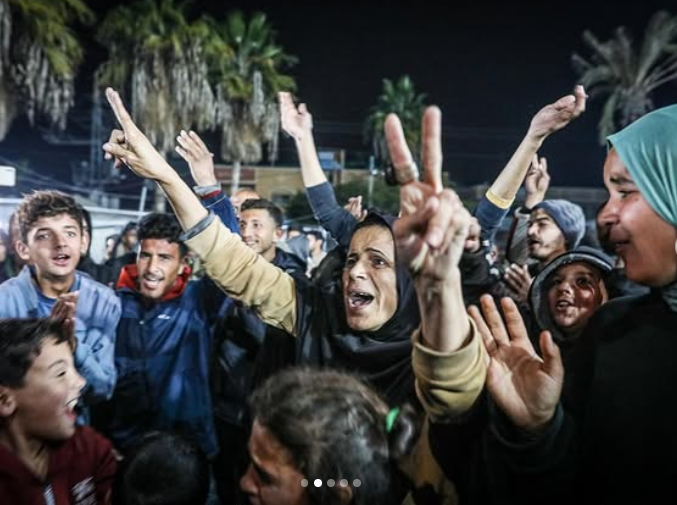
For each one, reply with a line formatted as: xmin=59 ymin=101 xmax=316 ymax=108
xmin=353 ymin=479 xmax=361 ymax=487
xmin=327 ymin=479 xmax=335 ymax=487
xmin=340 ymin=479 xmax=348 ymax=487
xmin=301 ymin=479 xmax=308 ymax=487
xmin=314 ymin=479 xmax=322 ymax=487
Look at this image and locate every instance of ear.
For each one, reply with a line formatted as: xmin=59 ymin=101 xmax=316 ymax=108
xmin=274 ymin=227 xmax=284 ymax=242
xmin=598 ymin=280 xmax=609 ymax=304
xmin=15 ymin=240 xmax=31 ymax=262
xmin=80 ymin=229 xmax=91 ymax=256
xmin=0 ymin=387 xmax=17 ymax=418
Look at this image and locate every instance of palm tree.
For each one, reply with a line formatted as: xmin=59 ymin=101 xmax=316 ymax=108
xmin=0 ymin=0 xmax=94 ymax=141
xmin=212 ymin=10 xmax=297 ymax=193
xmin=96 ymin=0 xmax=228 ymax=210
xmin=572 ymin=10 xmax=677 ymax=144
xmin=364 ymin=75 xmax=426 ymax=167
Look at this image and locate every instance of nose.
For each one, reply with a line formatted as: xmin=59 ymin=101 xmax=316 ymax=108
xmin=348 ymin=258 xmax=368 ymax=280
xmin=72 ymin=369 xmax=86 ymax=393
xmin=527 ymin=222 xmax=538 ymax=238
xmin=146 ymin=255 xmax=160 ymax=273
xmin=239 ymin=463 xmax=257 ymax=496
xmin=558 ymin=280 xmax=573 ymax=295
xmin=598 ymin=197 xmax=619 ymax=226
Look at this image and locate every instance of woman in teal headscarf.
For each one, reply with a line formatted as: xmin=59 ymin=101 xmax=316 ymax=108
xmin=473 ymin=104 xmax=677 ymax=505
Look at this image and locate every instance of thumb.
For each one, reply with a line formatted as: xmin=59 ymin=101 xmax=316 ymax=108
xmin=540 ymin=331 xmax=564 ymax=383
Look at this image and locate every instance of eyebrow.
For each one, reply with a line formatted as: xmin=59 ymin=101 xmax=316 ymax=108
xmin=47 ymin=359 xmax=68 ymax=370
xmin=251 ymin=459 xmax=275 ymax=483
xmin=609 ymin=176 xmax=635 ymax=185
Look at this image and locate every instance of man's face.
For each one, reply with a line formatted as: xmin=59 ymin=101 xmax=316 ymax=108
xmin=3 ymin=337 xmax=86 ymax=442
xmin=240 ymin=209 xmax=282 ymax=262
xmin=136 ymin=239 xmax=186 ymax=300
xmin=547 ymin=263 xmax=607 ymax=337
xmin=527 ymin=209 xmax=567 ymax=263
xmin=307 ymin=235 xmax=323 ymax=255
xmin=598 ymin=149 xmax=677 ymax=287
xmin=122 ymin=228 xmax=138 ymax=251
xmin=17 ymin=214 xmax=84 ymax=282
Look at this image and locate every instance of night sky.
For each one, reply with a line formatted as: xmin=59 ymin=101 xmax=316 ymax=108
xmin=1 ymin=1 xmax=675 ymax=200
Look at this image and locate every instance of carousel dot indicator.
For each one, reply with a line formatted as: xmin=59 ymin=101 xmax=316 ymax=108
xmin=327 ymin=479 xmax=335 ymax=487
xmin=353 ymin=479 xmax=361 ymax=487
xmin=340 ymin=479 xmax=348 ymax=487
xmin=314 ymin=479 xmax=322 ymax=487
xmin=301 ymin=479 xmax=308 ymax=487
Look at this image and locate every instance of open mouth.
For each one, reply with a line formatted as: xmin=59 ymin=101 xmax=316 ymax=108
xmin=52 ymin=253 xmax=70 ymax=266
xmin=142 ymin=276 xmax=162 ymax=289
xmin=613 ymin=241 xmax=630 ymax=252
xmin=65 ymin=397 xmax=80 ymax=419
xmin=347 ymin=290 xmax=374 ymax=309
xmin=556 ymin=300 xmax=573 ymax=309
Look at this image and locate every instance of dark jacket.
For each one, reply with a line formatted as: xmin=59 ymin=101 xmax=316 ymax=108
xmin=486 ymin=291 xmax=677 ymax=505
xmin=212 ymin=247 xmax=308 ymax=426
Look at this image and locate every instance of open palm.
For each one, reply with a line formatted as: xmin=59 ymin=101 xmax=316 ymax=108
xmin=279 ymin=91 xmax=313 ymax=141
xmin=469 ymin=295 xmax=564 ymax=430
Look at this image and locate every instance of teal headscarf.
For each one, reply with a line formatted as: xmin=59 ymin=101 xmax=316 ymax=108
xmin=608 ymin=104 xmax=677 ymax=310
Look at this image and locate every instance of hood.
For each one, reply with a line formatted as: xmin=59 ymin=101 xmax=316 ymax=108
xmin=117 ymin=263 xmax=191 ymax=302
xmin=529 ymin=246 xmax=612 ymax=344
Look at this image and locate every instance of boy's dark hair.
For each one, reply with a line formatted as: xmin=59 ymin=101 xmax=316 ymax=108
xmin=116 ymin=431 xmax=209 ymax=505
xmin=15 ymin=190 xmax=84 ymax=242
xmin=251 ymin=368 xmax=420 ymax=505
xmin=0 ymin=318 xmax=70 ymax=388
xmin=137 ymin=213 xmax=187 ymax=257
xmin=240 ymin=198 xmax=284 ymax=228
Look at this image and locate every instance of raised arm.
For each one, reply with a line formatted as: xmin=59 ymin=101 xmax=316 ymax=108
xmin=477 ymin=86 xmax=586 ymax=242
xmin=102 ymin=88 xmax=297 ymax=335
xmin=280 ymin=92 xmax=357 ymax=246
xmin=387 ymin=107 xmax=486 ymax=420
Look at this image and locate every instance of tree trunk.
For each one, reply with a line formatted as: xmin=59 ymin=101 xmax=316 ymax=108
xmin=231 ymin=159 xmax=242 ymax=194
xmin=0 ymin=80 xmax=18 ymax=142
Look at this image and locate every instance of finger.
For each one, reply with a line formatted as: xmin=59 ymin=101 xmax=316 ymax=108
xmin=175 ymin=145 xmax=190 ymax=162
xmin=479 ymin=294 xmax=510 ymax=347
xmin=425 ymin=189 xmax=464 ymax=249
xmin=189 ymin=130 xmax=211 ymax=153
xmin=540 ymin=331 xmax=564 ymax=382
xmin=177 ymin=131 xmax=199 ymax=156
xmin=552 ymin=93 xmax=576 ymax=111
xmin=278 ymin=91 xmax=289 ymax=106
xmin=384 ymin=113 xmax=414 ymax=171
xmin=530 ymin=153 xmax=538 ymax=170
xmin=105 ymin=88 xmax=138 ymax=133
xmin=102 ymin=142 xmax=133 ymax=166
xmin=500 ymin=297 xmax=532 ymax=346
xmin=299 ymin=103 xmax=308 ymax=115
xmin=420 ymin=106 xmax=443 ymax=193
xmin=468 ymin=304 xmax=497 ymax=356
xmin=394 ymin=196 xmax=439 ymax=241
xmin=572 ymin=84 xmax=587 ymax=116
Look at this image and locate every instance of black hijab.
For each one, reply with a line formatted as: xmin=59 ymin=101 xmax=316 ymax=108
xmin=294 ymin=212 xmax=421 ymax=406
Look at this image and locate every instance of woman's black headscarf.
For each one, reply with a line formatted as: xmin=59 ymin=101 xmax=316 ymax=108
xmin=294 ymin=212 xmax=421 ymax=406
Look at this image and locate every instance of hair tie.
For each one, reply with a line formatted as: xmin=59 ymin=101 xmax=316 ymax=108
xmin=385 ymin=407 xmax=401 ymax=434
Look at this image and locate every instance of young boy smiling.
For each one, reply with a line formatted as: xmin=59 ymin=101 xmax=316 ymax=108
xmin=0 ymin=191 xmax=121 ymax=413
xmin=0 ymin=318 xmax=117 ymax=504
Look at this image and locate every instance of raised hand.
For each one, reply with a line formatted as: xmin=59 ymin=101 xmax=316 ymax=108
xmin=279 ymin=91 xmax=313 ymax=142
xmin=176 ymin=130 xmax=217 ymax=186
xmin=387 ymin=107 xmax=471 ymax=279
xmin=51 ymin=291 xmax=79 ymax=350
xmin=469 ymin=295 xmax=563 ymax=430
xmin=524 ymin=154 xmax=550 ymax=204
xmin=503 ymin=263 xmax=534 ymax=304
xmin=344 ymin=195 xmax=368 ymax=222
xmin=387 ymin=106 xmax=472 ymax=353
xmin=102 ymin=88 xmax=175 ymax=183
xmin=527 ymin=85 xmax=587 ymax=142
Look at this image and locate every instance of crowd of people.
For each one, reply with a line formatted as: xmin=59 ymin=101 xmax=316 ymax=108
xmin=0 ymin=83 xmax=675 ymax=505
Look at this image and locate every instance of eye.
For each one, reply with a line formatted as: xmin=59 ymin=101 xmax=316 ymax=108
xmin=577 ymin=277 xmax=593 ymax=287
xmin=345 ymin=257 xmax=357 ymax=268
xmin=372 ymin=257 xmax=387 ymax=268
